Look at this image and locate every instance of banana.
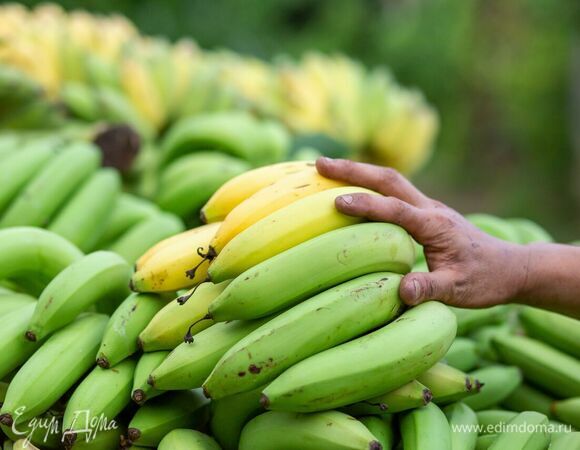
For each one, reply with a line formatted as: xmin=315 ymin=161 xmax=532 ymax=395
xmin=208 ymin=186 xmax=376 ymax=282
xmin=13 ymin=441 xmax=37 ymax=450
xmin=463 ymin=365 xmax=522 ymax=411
xmin=239 ymin=410 xmax=382 ymax=450
xmin=158 ymin=429 xmax=221 ymax=450
xmin=552 ymin=397 xmax=580 ymax=429
xmin=0 ymin=304 xmax=40 ymax=379
xmin=470 ymin=323 xmax=512 ymax=361
xmin=61 ymin=359 xmax=135 ymax=447
xmin=25 ymin=251 xmax=131 ymax=342
xmin=445 ymin=338 xmax=480 ymax=372
xmin=126 ymin=389 xmax=209 ymax=447
xmin=96 ymin=293 xmax=166 ymax=368
xmin=204 ymin=273 xmax=404 ymax=399
xmin=131 ymin=222 xmax=221 ymax=293
xmin=210 ymin=387 xmax=264 ymax=450
xmin=417 ymin=363 xmax=479 ymax=405
xmin=549 ymin=432 xmax=580 ymax=450
xmin=466 ymin=214 xmax=520 ymax=243
xmin=341 ymin=380 xmax=432 ymax=416
xmin=262 ymin=301 xmax=456 ymax=412
xmin=488 ymin=411 xmax=550 ymax=450
xmin=507 ymin=218 xmax=553 ymax=243
xmin=501 ymin=383 xmax=554 ymax=417
xmin=60 ymin=82 xmax=100 ymax=121
xmin=451 ymin=306 xmax=510 ymax=336
xmin=47 ymin=169 xmax=121 ymax=252
xmin=138 ymin=281 xmax=227 ymax=352
xmin=132 ymin=351 xmax=169 ymax=404
xmin=492 ymin=334 xmax=580 ymax=398
xmin=0 ymin=227 xmax=82 ymax=288
xmin=0 ymin=313 xmax=108 ymax=425
xmin=0 ymin=142 xmax=100 ymax=228
xmin=0 ymin=137 xmax=59 ymax=215
xmin=1 ymin=406 xmax=64 ymax=449
xmin=476 ymin=410 xmax=518 ymax=434
xmin=107 ymin=212 xmax=184 ymax=264
xmin=443 ymin=402 xmax=478 ymax=450
xmin=156 ymin=153 xmax=250 ymax=220
xmin=209 ymin=165 xmax=346 ymax=252
xmin=201 ymin=161 xmax=312 ymax=223
xmin=476 ymin=434 xmax=498 ymax=450
xmin=149 ymin=318 xmax=271 ymax=391
xmin=400 ymin=403 xmax=452 ymax=450
xmin=519 ymin=307 xmax=580 ymax=358
xmin=209 ymin=222 xmax=414 ymax=320
xmin=359 ymin=416 xmax=394 ymax=450
xmin=0 ymin=291 xmax=35 ymax=316
xmin=67 ymin=425 xmax=124 ymax=450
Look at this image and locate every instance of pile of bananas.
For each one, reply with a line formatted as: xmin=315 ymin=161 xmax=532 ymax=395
xmin=0 ymin=3 xmax=438 ymax=173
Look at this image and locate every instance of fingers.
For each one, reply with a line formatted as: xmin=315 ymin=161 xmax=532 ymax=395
xmin=400 ymin=271 xmax=456 ymax=306
xmin=316 ymin=157 xmax=430 ymax=207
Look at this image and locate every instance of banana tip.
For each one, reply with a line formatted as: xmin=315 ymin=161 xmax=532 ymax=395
xmin=137 ymin=337 xmax=144 ymax=351
xmin=128 ymin=278 xmax=136 ymax=292
xmin=0 ymin=413 xmax=13 ymax=427
xmin=199 ymin=209 xmax=207 ymax=224
xmin=24 ymin=330 xmax=37 ymax=342
xmin=132 ymin=389 xmax=146 ymax=404
xmin=259 ymin=393 xmax=270 ymax=409
xmin=147 ymin=375 xmax=155 ymax=387
xmin=369 ymin=441 xmax=383 ymax=450
xmin=202 ymin=385 xmax=211 ymax=399
xmin=96 ymin=356 xmax=110 ymax=369
xmin=422 ymin=388 xmax=433 ymax=405
xmin=62 ymin=430 xmax=77 ymax=449
xmin=127 ymin=428 xmax=141 ymax=442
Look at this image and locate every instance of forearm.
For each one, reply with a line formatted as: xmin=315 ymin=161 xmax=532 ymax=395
xmin=514 ymin=243 xmax=580 ymax=318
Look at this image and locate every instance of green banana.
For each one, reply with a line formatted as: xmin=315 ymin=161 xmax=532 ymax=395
xmin=445 ymin=338 xmax=480 ymax=372
xmin=466 ymin=214 xmax=520 ymax=243
xmin=470 ymin=323 xmax=512 ymax=361
xmin=0 ymin=304 xmax=40 ymax=379
xmin=463 ymin=365 xmax=522 ymax=411
xmin=158 ymin=429 xmax=221 ymax=450
xmin=507 ymin=218 xmax=553 ymax=243
xmin=149 ymin=318 xmax=271 ymax=391
xmin=208 ymin=222 xmax=414 ymax=321
xmin=0 ymin=143 xmax=100 ymax=228
xmin=341 ymin=380 xmax=432 ymax=416
xmin=132 ymin=351 xmax=169 ymax=404
xmin=0 ymin=291 xmax=35 ymax=316
xmin=26 ymin=251 xmax=131 ymax=342
xmin=239 ymin=410 xmax=382 ymax=450
xmin=107 ymin=212 xmax=184 ymax=264
xmin=476 ymin=434 xmax=498 ymax=450
xmin=2 ymin=408 xmax=64 ymax=449
xmin=492 ymin=334 xmax=580 ymax=398
xmin=126 ymin=389 xmax=209 ymax=447
xmin=62 ymin=360 xmax=135 ymax=447
xmin=444 ymin=402 xmax=478 ymax=450
xmin=501 ymin=383 xmax=554 ymax=417
xmin=205 ymin=273 xmax=404 ymax=399
xmin=417 ymin=363 xmax=479 ymax=405
xmin=48 ymin=169 xmax=121 ymax=252
xmin=96 ymin=293 xmax=166 ymax=368
xmin=400 ymin=403 xmax=452 ymax=450
xmin=519 ymin=307 xmax=580 ymax=358
xmin=488 ymin=411 xmax=550 ymax=450
xmin=60 ymin=82 xmax=100 ymax=122
xmin=262 ymin=301 xmax=456 ymax=412
xmin=359 ymin=416 xmax=394 ymax=450
xmin=549 ymin=432 xmax=580 ymax=450
xmin=552 ymin=397 xmax=580 ymax=429
xmin=0 ymin=227 xmax=82 ymax=288
xmin=476 ymin=410 xmax=518 ymax=434
xmin=450 ymin=306 xmax=509 ymax=336
xmin=210 ymin=387 xmax=264 ymax=450
xmin=67 ymin=425 xmax=124 ymax=450
xmin=0 ymin=313 xmax=108 ymax=425
xmin=138 ymin=282 xmax=227 ymax=352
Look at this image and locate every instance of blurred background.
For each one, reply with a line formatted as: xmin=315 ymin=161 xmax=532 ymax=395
xmin=3 ymin=0 xmax=580 ymax=239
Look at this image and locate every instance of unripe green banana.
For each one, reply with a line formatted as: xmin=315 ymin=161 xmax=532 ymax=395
xmin=476 ymin=434 xmax=498 ymax=450
xmin=158 ymin=428 xmax=221 ymax=450
xmin=26 ymin=251 xmax=131 ymax=342
xmin=138 ymin=282 xmax=227 ymax=352
xmin=0 ymin=313 xmax=108 ymax=425
xmin=1 ymin=407 xmax=64 ymax=449
xmin=0 ymin=143 xmax=100 ymax=228
xmin=519 ymin=307 xmax=580 ymax=358
xmin=0 ymin=304 xmax=40 ymax=380
xmin=107 ymin=212 xmax=184 ymax=264
xmin=549 ymin=432 xmax=580 ymax=450
xmin=149 ymin=318 xmax=270 ymax=391
xmin=262 ymin=302 xmax=456 ymax=412
xmin=67 ymin=425 xmax=124 ymax=450
xmin=445 ymin=338 xmax=479 ymax=372
xmin=501 ymin=383 xmax=554 ymax=417
xmin=359 ymin=416 xmax=394 ymax=450
xmin=239 ymin=410 xmax=382 ymax=450
xmin=341 ymin=380 xmax=432 ymax=416
xmin=417 ymin=363 xmax=480 ymax=405
xmin=470 ymin=323 xmax=512 ymax=362
xmin=60 ymin=82 xmax=101 ymax=122
xmin=476 ymin=410 xmax=518 ymax=434
xmin=62 ymin=359 xmax=135 ymax=448
xmin=210 ymin=387 xmax=264 ymax=450
xmin=209 ymin=222 xmax=414 ymax=321
xmin=48 ymin=169 xmax=121 ymax=252
xmin=0 ymin=291 xmax=35 ymax=316
xmin=507 ymin=218 xmax=553 ymax=243
xmin=492 ymin=334 xmax=580 ymax=398
xmin=552 ymin=397 xmax=580 ymax=429
xmin=132 ymin=351 xmax=169 ymax=404
xmin=96 ymin=293 xmax=166 ymax=368
xmin=466 ymin=214 xmax=520 ymax=243
xmin=205 ymin=273 xmax=404 ymax=399
xmin=126 ymin=389 xmax=209 ymax=447
xmin=0 ymin=227 xmax=82 ymax=289
xmin=444 ymin=402 xmax=478 ymax=450
xmin=463 ymin=365 xmax=522 ymax=411
xmin=488 ymin=411 xmax=550 ymax=450
xmin=450 ymin=306 xmax=509 ymax=336
xmin=400 ymin=403 xmax=452 ymax=450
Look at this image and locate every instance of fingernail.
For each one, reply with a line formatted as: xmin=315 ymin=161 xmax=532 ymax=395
xmin=318 ymin=156 xmax=332 ymax=163
xmin=338 ymin=195 xmax=353 ymax=205
xmin=411 ymin=279 xmax=421 ymax=303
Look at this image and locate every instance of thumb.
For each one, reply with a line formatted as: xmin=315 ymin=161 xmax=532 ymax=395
xmin=400 ymin=271 xmax=455 ymax=306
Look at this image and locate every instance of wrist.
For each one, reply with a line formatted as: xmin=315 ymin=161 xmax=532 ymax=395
xmin=501 ymin=242 xmax=533 ymax=303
